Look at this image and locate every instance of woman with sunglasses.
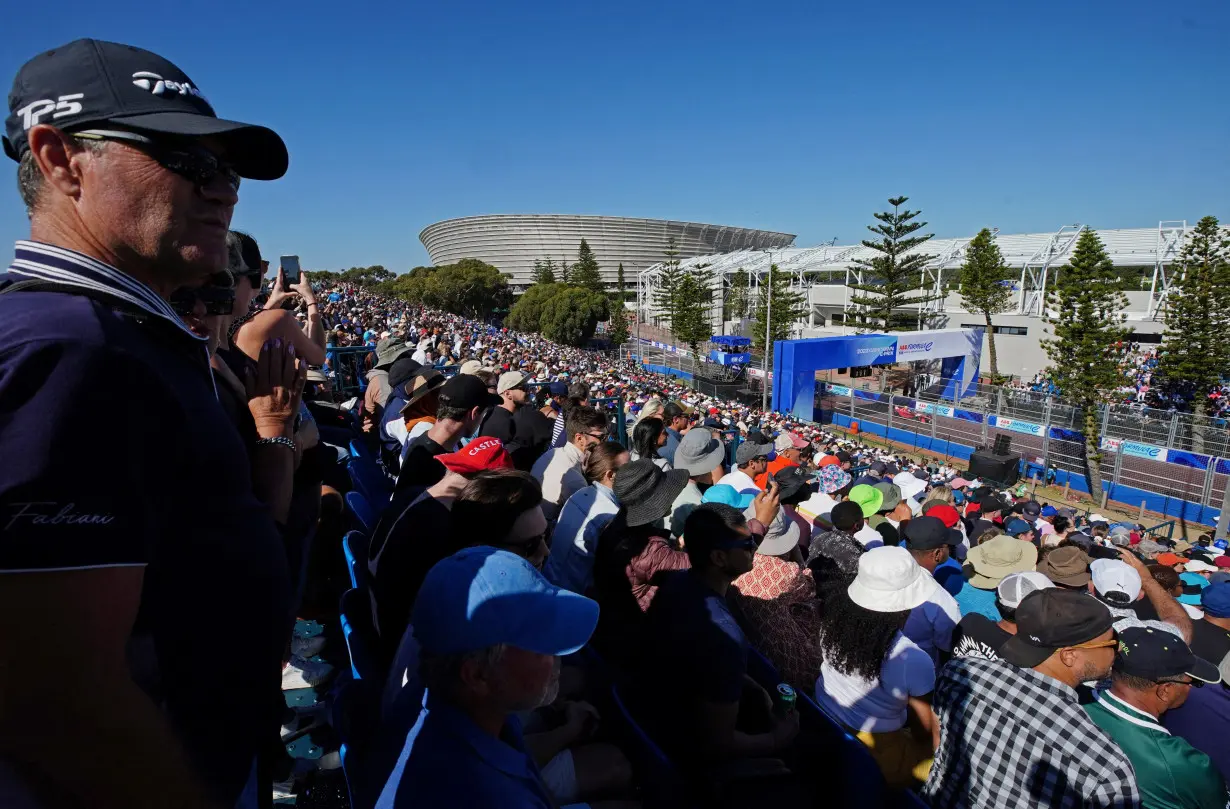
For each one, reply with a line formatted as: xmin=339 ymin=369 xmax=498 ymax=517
xmin=224 ymin=232 xmax=327 ymax=372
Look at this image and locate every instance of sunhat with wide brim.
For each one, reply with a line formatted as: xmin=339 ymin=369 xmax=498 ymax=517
xmin=966 ymin=535 xmax=1039 ymax=590
xmin=848 ymin=546 xmax=937 ymax=612
xmin=613 ymin=459 xmax=690 ymax=527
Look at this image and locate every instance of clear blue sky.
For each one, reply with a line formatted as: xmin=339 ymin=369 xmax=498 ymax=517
xmin=2 ymin=0 xmax=1227 ymax=272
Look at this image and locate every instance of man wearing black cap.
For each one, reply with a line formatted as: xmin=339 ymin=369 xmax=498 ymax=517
xmin=0 ymin=40 xmax=290 ymax=808
xmin=924 ymin=588 xmax=1141 ymax=808
xmin=396 ymin=374 xmax=502 ymax=491
xmin=1085 ymin=627 xmax=1224 ymax=809
xmin=967 ymin=495 xmax=1005 ymax=543
xmin=901 ymin=516 xmax=962 ymax=664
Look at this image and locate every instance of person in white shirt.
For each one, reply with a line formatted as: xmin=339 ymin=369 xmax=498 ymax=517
xmin=531 ymin=406 xmax=609 ymax=522
xmin=799 ymin=465 xmax=853 ymax=531
xmin=815 ymin=546 xmax=939 ymax=788
xmin=717 ymin=436 xmax=773 ymax=493
xmin=900 ymin=517 xmax=963 ymax=663
xmin=543 ymin=442 xmax=629 ymax=594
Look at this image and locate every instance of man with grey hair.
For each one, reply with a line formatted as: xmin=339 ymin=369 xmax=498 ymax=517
xmin=0 ymin=40 xmax=289 ymax=808
xmin=375 ymin=547 xmax=601 ymax=808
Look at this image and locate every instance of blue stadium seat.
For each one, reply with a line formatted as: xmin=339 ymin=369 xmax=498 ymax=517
xmin=339 ymin=588 xmax=381 ymax=682
xmin=608 ymin=683 xmax=694 ymax=807
xmin=347 ymin=441 xmax=392 ymax=504
xmin=747 ymin=646 xmax=782 ymax=690
xmin=331 ymin=674 xmax=381 ymax=809
xmin=346 ymin=490 xmax=379 ymax=535
xmin=342 ymin=530 xmax=370 ymax=591
xmin=796 ymin=690 xmax=887 ymax=808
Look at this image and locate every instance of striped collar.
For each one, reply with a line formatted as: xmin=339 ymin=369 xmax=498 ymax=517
xmin=9 ymin=240 xmax=207 ymax=344
xmin=1093 ymin=689 xmax=1170 ymax=735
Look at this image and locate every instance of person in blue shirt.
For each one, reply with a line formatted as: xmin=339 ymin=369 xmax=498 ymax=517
xmin=956 ymin=535 xmax=1037 ymax=620
xmin=659 ymin=401 xmax=690 ymax=465
xmin=375 ymin=547 xmax=600 ymax=809
xmin=0 ymin=38 xmax=291 ymax=809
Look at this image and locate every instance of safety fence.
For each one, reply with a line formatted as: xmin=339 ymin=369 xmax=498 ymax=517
xmin=820 ymin=383 xmax=1227 ymax=527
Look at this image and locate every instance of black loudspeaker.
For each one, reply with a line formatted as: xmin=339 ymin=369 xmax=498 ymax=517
xmin=969 ymin=450 xmax=1021 ymax=486
xmin=993 ymin=434 xmax=1012 ymax=455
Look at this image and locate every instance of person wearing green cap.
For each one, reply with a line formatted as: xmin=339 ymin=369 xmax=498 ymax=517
xmin=848 ymin=484 xmax=887 ymax=549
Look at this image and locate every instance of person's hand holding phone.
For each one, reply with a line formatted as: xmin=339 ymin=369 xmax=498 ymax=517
xmin=754 ymin=478 xmax=781 ymax=527
xmin=263 ymin=269 xmax=292 ymax=310
xmin=288 ymin=271 xmax=317 ymax=308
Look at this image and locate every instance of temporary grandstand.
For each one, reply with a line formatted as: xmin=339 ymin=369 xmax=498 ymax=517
xmin=637 ymin=220 xmax=1202 ymax=377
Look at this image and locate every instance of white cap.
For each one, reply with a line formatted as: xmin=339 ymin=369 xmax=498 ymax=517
xmin=1184 ymin=559 xmax=1217 ymax=573
xmin=1090 ymin=558 xmax=1143 ymax=602
xmin=996 ymin=571 xmax=1055 ymax=610
xmin=1090 ymin=513 xmax=1110 ymax=524
xmin=893 ymin=471 xmax=927 ymax=500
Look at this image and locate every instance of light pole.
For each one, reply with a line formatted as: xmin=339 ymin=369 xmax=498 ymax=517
xmin=761 ymin=249 xmax=774 ymax=412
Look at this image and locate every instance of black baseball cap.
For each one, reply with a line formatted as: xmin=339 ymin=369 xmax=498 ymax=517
xmin=1000 ymin=588 xmax=1114 ymax=668
xmin=5 ymin=39 xmax=288 ymax=179
xmin=1114 ymin=626 xmax=1220 ymax=684
xmin=835 ymin=450 xmax=853 ymax=464
xmin=438 ymin=374 xmax=501 ymax=412
xmin=978 ymin=495 xmax=1007 ymax=513
xmin=903 ymin=515 xmax=962 ymax=551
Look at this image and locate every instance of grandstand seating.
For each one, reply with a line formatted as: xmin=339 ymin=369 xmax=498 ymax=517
xmin=347 ymin=440 xmax=392 ymax=504
xmin=342 ymin=530 xmax=370 ymax=591
xmin=339 ymin=588 xmax=381 ymax=683
xmin=345 ymin=490 xmax=378 ymax=534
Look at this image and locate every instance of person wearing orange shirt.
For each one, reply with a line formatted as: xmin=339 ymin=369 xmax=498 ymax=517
xmin=755 ymin=431 xmax=810 ymax=489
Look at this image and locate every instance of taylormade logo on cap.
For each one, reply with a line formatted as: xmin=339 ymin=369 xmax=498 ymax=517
xmin=131 ymin=71 xmax=210 ymax=104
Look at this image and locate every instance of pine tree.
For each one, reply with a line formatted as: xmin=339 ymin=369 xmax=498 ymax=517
xmin=1041 ymin=229 xmax=1130 ymax=502
xmin=673 ymin=264 xmax=716 ymax=358
xmin=724 ymin=268 xmax=751 ymax=322
xmin=652 ymin=237 xmax=685 ymax=330
xmin=608 ymin=300 xmax=630 ymax=345
xmin=530 ymin=258 xmax=556 ymax=286
xmin=752 ymin=264 xmax=808 ymax=355
xmin=1154 ymin=216 xmax=1230 ymax=439
xmin=616 ymin=262 xmax=626 ymax=302
xmin=956 ymin=228 xmax=1015 ymax=380
xmin=571 ymin=238 xmax=603 ymax=291
xmin=847 ymin=196 xmax=938 ymax=332
xmin=557 ymin=256 xmax=572 ymax=285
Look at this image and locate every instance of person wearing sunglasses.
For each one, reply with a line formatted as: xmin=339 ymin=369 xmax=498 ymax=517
xmin=1084 ymin=626 xmax=1225 ymax=809
xmin=531 ymin=406 xmax=610 ymax=522
xmin=925 ymin=588 xmax=1141 ymax=809
xmin=0 ymin=39 xmax=290 ymax=809
xmin=639 ymin=503 xmax=804 ymax=800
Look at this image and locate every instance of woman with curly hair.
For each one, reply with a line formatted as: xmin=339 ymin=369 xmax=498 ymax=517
xmin=815 ymin=546 xmax=940 ymax=788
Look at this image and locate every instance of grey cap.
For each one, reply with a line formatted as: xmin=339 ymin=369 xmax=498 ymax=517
xmin=735 ymin=439 xmax=773 ymax=466
xmin=675 ymin=428 xmax=725 ymax=477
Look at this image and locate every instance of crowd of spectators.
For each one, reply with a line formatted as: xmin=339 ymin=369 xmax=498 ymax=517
xmin=3 ymin=37 xmax=1230 ymax=809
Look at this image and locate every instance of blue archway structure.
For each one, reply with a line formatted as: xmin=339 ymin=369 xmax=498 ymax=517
xmin=771 ymin=328 xmax=984 ymax=421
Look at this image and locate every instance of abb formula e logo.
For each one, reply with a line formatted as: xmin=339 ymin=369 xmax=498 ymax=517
xmin=15 ymin=94 xmax=84 ymax=129
xmin=897 ymin=341 xmax=936 ymax=355
xmin=132 ymin=71 xmax=209 ymax=104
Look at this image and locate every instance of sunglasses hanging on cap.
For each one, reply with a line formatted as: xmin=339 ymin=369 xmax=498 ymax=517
xmin=170 ymin=271 xmax=236 ymax=316
xmin=71 ymin=128 xmax=241 ymax=191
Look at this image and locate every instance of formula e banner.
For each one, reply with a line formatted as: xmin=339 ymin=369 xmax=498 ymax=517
xmin=990 ymin=416 xmax=1044 ymax=437
xmin=1100 ymin=436 xmax=1168 ymax=462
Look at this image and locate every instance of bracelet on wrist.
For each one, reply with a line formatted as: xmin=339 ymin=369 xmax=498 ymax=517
xmin=255 ymin=436 xmax=296 ymax=451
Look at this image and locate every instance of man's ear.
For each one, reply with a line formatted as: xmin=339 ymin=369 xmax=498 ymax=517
xmin=27 ymin=124 xmax=86 ymax=201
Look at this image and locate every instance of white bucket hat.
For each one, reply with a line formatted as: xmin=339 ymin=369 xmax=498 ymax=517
xmin=847 ymin=546 xmax=936 ymax=613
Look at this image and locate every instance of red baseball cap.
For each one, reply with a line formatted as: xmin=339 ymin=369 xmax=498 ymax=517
xmin=437 ymin=438 xmax=514 ymax=476
xmin=923 ymin=503 xmax=961 ymax=529
xmin=1214 ymin=555 xmax=1230 ymax=569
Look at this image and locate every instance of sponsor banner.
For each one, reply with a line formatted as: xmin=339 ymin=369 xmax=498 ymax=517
xmin=914 ymin=402 xmax=954 ymax=418
xmin=1100 ymin=437 xmax=1123 ymax=454
xmin=827 ymin=384 xmax=852 ymax=397
xmin=992 ymin=416 xmax=1044 ymax=436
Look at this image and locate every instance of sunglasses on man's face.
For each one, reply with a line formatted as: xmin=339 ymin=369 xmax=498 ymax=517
xmin=72 ymin=128 xmax=241 ymax=191
xmin=170 ymin=271 xmax=235 ymax=316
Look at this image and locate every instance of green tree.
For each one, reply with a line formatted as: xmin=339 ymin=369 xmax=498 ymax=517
xmin=608 ymin=301 xmax=630 ymax=345
xmin=751 ymin=264 xmax=808 ymax=355
xmin=724 ymin=268 xmax=751 ymax=322
xmin=616 ymin=262 xmax=626 ymax=300
xmin=672 ymin=264 xmax=716 ymax=357
xmin=531 ymin=258 xmax=556 ymax=285
xmin=956 ymin=227 xmax=1015 ymax=380
xmin=338 ymin=265 xmax=395 ymax=287
xmin=506 ymin=283 xmax=563 ymax=333
xmin=652 ymin=237 xmax=685 ymax=330
xmin=1153 ymin=216 xmax=1230 ymax=443
xmin=1041 ymin=229 xmax=1130 ymax=502
xmin=540 ymin=287 xmax=610 ymax=346
xmin=847 ymin=196 xmax=938 ymax=332
xmin=571 ymin=238 xmax=603 ymax=291
xmin=557 ymin=256 xmax=572 ymax=285
xmin=382 ymin=260 xmax=509 ymax=318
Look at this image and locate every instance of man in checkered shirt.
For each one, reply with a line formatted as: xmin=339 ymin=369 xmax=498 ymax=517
xmin=924 ymin=588 xmax=1142 ymax=808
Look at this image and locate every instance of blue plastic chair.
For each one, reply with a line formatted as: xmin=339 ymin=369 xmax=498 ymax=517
xmin=342 ymin=530 xmax=370 ymax=591
xmin=346 ymin=490 xmax=378 ymax=534
xmin=608 ymin=683 xmax=694 ymax=807
xmin=347 ymin=441 xmax=392 ymax=504
xmin=339 ymin=588 xmax=381 ymax=682
xmin=797 ymin=690 xmax=887 ymax=807
xmin=331 ymin=675 xmax=381 ymax=809
xmin=747 ymin=646 xmax=783 ymax=690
